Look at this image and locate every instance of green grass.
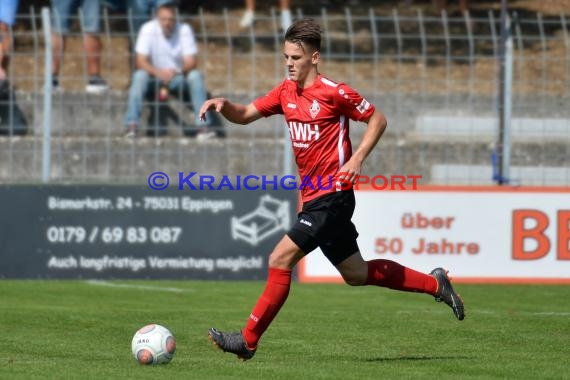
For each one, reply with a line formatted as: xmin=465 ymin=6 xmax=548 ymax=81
xmin=0 ymin=280 xmax=568 ymax=380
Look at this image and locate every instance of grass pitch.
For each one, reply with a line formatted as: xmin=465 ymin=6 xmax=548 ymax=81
xmin=0 ymin=280 xmax=568 ymax=379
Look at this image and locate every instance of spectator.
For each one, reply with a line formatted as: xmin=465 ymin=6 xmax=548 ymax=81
xmin=51 ymin=0 xmax=109 ymax=93
xmin=127 ymin=0 xmax=157 ymax=39
xmin=0 ymin=0 xmax=27 ymax=135
xmin=123 ymin=1 xmax=221 ymax=139
xmin=240 ymin=0 xmax=292 ymax=32
xmin=433 ymin=0 xmax=469 ymax=16
xmin=104 ymin=0 xmax=157 ymax=42
xmin=102 ymin=0 xmax=157 ymax=82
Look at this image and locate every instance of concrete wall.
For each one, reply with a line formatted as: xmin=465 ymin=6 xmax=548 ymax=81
xmin=1 ymin=91 xmax=569 ymax=185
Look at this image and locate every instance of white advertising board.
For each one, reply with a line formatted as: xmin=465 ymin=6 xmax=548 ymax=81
xmin=298 ymin=187 xmax=570 ymax=283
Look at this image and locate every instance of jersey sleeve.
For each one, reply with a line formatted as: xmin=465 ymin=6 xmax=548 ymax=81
xmin=334 ymin=83 xmax=376 ymax=122
xmin=252 ymin=83 xmax=284 ymax=117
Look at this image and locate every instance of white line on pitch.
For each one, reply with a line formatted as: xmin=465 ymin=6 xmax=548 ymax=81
xmin=530 ymin=312 xmax=570 ymax=316
xmin=85 ymin=280 xmax=189 ymax=293
xmin=397 ymin=309 xmax=570 ymax=316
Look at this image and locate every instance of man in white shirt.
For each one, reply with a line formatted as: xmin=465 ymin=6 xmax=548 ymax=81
xmin=124 ymin=1 xmax=219 ymax=138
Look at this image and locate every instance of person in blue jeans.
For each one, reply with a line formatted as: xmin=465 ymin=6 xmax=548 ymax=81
xmin=0 ymin=0 xmax=27 ymax=135
xmin=124 ymin=1 xmax=220 ymax=139
xmin=127 ymin=0 xmax=156 ymax=41
xmin=51 ymin=0 xmax=109 ymax=93
xmin=0 ymin=0 xmax=19 ymax=83
xmin=103 ymin=0 xmax=157 ymax=43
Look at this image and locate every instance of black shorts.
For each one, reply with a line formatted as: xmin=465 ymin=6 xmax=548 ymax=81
xmin=287 ymin=190 xmax=359 ymax=266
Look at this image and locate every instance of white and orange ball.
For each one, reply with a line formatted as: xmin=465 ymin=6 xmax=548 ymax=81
xmin=131 ymin=324 xmax=176 ymax=365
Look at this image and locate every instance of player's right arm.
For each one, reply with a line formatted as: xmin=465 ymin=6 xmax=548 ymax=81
xmin=200 ymin=81 xmax=284 ymax=124
xmin=199 ymin=99 xmax=262 ymax=125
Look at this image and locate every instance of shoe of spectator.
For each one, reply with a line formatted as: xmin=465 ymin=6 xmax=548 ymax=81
xmin=240 ymin=10 xmax=255 ymax=28
xmin=52 ymin=77 xmax=64 ymax=93
xmin=125 ymin=124 xmax=137 ymax=138
xmin=197 ymin=130 xmax=216 ymax=142
xmin=86 ymin=75 xmax=109 ymax=94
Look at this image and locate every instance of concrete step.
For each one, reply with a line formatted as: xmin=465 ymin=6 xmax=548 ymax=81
xmin=9 ymin=91 xmax=316 ymax=139
xmin=9 ymin=90 xmax=570 ymax=140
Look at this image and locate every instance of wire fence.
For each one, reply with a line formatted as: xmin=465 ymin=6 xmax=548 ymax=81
xmin=0 ymin=6 xmax=569 ymax=185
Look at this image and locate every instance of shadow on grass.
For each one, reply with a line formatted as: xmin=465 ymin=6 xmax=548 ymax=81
xmin=364 ymin=355 xmax=470 ymax=362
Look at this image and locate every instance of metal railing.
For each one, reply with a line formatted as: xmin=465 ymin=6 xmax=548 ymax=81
xmin=0 ymin=6 xmax=569 ymax=186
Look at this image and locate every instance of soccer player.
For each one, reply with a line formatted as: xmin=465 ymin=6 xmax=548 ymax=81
xmin=199 ymin=18 xmax=465 ymax=361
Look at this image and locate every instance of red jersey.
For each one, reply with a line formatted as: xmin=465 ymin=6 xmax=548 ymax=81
xmin=253 ymin=74 xmax=376 ymax=202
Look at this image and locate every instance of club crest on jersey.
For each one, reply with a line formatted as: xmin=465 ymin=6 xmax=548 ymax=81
xmin=309 ymin=99 xmax=320 ymax=119
xmin=356 ymin=98 xmax=371 ymax=114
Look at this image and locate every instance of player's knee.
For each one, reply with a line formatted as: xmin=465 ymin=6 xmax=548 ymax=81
xmin=268 ymin=251 xmax=293 ymax=269
xmin=133 ymin=69 xmax=148 ymax=80
xmin=132 ymin=70 xmax=149 ymax=85
xmin=268 ymin=253 xmax=286 ymax=269
xmin=186 ymin=69 xmax=203 ymax=83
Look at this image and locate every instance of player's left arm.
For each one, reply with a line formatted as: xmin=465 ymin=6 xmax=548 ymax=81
xmin=338 ymin=110 xmax=387 ymax=183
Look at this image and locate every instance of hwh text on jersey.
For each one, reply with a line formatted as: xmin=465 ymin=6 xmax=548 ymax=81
xmin=288 ymin=122 xmax=320 ymax=142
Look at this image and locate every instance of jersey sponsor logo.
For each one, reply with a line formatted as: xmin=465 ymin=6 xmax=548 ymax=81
xmin=293 ymin=142 xmax=309 ymax=148
xmin=288 ymin=122 xmax=320 ymax=142
xmin=287 ymin=102 xmax=297 ymax=109
xmin=309 ymin=99 xmax=321 ymax=119
xmin=299 ymin=218 xmax=312 ymax=227
xmin=356 ymin=98 xmax=371 ymax=114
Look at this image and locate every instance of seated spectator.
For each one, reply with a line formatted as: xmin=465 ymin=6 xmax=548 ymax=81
xmin=51 ymin=0 xmax=109 ymax=93
xmin=0 ymin=0 xmax=27 ymax=135
xmin=124 ymin=1 xmax=221 ymax=139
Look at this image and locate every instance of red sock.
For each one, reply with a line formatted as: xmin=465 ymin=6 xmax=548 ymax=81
xmin=366 ymin=259 xmax=437 ymax=295
xmin=242 ymin=267 xmax=291 ymax=348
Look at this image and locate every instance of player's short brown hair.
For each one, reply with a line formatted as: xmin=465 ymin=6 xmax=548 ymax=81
xmin=284 ymin=19 xmax=322 ymax=52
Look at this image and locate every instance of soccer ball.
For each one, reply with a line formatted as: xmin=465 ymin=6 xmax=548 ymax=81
xmin=131 ymin=324 xmax=176 ymax=365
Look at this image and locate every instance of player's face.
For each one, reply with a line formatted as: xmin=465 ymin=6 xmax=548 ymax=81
xmin=157 ymin=7 xmax=176 ymax=37
xmin=283 ymin=41 xmax=320 ymax=85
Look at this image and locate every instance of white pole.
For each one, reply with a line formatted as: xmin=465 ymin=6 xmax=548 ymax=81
xmin=502 ymin=14 xmax=513 ymax=184
xmin=41 ymin=7 xmax=53 ymax=183
xmin=497 ymin=0 xmax=512 ymax=185
xmin=282 ymin=12 xmax=292 ymax=176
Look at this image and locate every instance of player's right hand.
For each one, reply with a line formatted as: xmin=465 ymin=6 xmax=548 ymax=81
xmin=199 ymin=98 xmax=226 ymax=121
